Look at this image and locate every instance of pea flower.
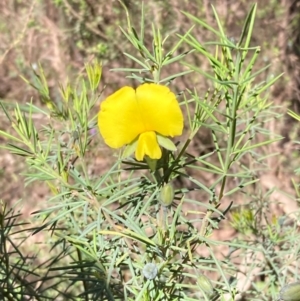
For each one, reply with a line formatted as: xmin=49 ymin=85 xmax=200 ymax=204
xmin=98 ymin=83 xmax=183 ymax=161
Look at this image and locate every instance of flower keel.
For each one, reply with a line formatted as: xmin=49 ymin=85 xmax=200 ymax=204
xmin=136 ymin=131 xmax=161 ymax=161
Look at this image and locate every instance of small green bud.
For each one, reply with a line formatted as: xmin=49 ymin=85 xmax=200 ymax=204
xmin=197 ymin=274 xmax=214 ymax=297
xmin=280 ymin=282 xmax=300 ymax=301
xmin=159 ymin=183 xmax=174 ymax=207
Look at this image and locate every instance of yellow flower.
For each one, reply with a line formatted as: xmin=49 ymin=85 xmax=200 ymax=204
xmin=98 ymin=83 xmax=183 ymax=161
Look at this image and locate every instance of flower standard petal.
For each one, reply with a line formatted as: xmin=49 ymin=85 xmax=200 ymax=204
xmin=98 ymin=86 xmax=145 ymax=148
xmin=135 ymin=84 xmax=183 ymax=137
xmin=136 ymin=131 xmax=161 ymax=161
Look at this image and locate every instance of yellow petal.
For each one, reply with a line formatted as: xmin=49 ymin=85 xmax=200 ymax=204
xmin=135 ymin=84 xmax=183 ymax=137
xmin=98 ymin=86 xmax=145 ymax=148
xmin=136 ymin=131 xmax=162 ymax=161
xmin=98 ymin=84 xmax=183 ymax=150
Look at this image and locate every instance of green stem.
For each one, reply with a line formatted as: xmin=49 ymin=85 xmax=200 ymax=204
xmin=200 ymin=51 xmax=242 ymax=237
xmin=77 ymin=248 xmax=89 ymax=301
